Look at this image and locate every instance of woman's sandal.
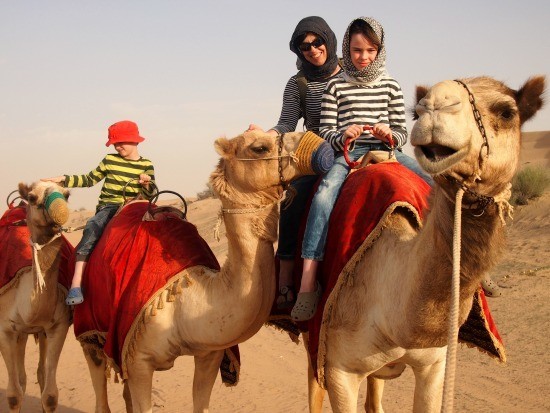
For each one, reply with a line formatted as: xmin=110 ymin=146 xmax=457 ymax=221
xmin=276 ymin=285 xmax=296 ymax=310
xmin=291 ymin=282 xmax=322 ymax=322
xmin=65 ymin=287 xmax=84 ymax=305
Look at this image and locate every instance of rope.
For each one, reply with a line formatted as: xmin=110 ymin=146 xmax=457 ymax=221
xmin=235 ymin=152 xmax=298 ymax=163
xmin=213 ymin=202 xmax=278 ymax=242
xmin=30 ymin=233 xmax=61 ymax=291
xmin=441 ymin=187 xmax=464 ymax=413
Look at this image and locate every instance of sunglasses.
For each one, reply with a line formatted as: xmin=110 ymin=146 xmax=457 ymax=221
xmin=298 ymin=37 xmax=325 ymax=52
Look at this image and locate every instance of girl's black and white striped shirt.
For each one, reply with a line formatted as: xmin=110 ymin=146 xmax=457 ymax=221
xmin=64 ymin=154 xmax=155 ymax=210
xmin=271 ymin=70 xmax=342 ymax=134
xmin=319 ymin=75 xmax=408 ymax=152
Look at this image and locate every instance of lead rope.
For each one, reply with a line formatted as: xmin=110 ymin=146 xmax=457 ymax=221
xmin=29 ymin=232 xmax=61 ymax=291
xmin=440 ymin=187 xmax=464 ymax=413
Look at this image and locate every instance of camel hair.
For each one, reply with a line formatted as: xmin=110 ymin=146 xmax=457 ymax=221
xmin=302 ymin=75 xmax=545 ymax=413
xmin=79 ymin=131 xmax=333 ymax=413
xmin=0 ymin=181 xmax=71 ymax=413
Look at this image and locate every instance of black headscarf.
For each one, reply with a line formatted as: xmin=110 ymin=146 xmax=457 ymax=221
xmin=289 ymin=16 xmax=339 ymax=82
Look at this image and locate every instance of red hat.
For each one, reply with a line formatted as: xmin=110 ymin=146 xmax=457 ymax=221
xmin=106 ymin=120 xmax=145 ymax=147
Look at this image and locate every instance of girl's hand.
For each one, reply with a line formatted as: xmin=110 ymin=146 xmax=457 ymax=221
xmin=139 ymin=174 xmax=151 ymax=187
xmin=343 ymin=124 xmax=364 ymax=143
xmin=370 ymin=123 xmax=392 ymax=143
xmin=41 ymin=176 xmax=65 ymax=184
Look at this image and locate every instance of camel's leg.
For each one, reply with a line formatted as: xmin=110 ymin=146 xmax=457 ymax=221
xmin=325 ymin=364 xmax=363 ymax=413
xmin=40 ymin=323 xmax=69 ymax=412
xmin=126 ymin=357 xmax=155 ymax=413
xmin=302 ymin=332 xmax=326 ymax=413
xmin=411 ymin=360 xmax=445 ymax=413
xmin=123 ymin=381 xmax=134 ymax=413
xmin=82 ymin=345 xmax=111 ymax=413
xmin=364 ymin=376 xmax=385 ymax=413
xmin=0 ymin=330 xmax=25 ymax=412
xmin=36 ymin=333 xmax=46 ymax=396
xmin=192 ymin=350 xmax=225 ymax=413
xmin=17 ymin=333 xmax=29 ymax=395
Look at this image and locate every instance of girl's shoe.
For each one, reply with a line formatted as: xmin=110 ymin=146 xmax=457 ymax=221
xmin=291 ymin=282 xmax=322 ymax=321
xmin=481 ymin=277 xmax=502 ymax=297
xmin=65 ymin=287 xmax=84 ymax=305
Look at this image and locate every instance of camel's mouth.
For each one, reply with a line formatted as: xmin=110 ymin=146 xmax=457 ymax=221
xmin=418 ymin=144 xmax=457 ymax=162
xmin=414 ymin=144 xmax=467 ymax=174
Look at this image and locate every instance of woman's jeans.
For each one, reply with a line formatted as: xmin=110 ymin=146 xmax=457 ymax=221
xmin=75 ymin=204 xmax=119 ymax=259
xmin=276 ymin=175 xmax=319 ymax=260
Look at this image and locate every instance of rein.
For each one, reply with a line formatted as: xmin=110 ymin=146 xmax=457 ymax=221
xmin=440 ymin=80 xmax=510 ymax=413
xmin=30 ymin=233 xmax=61 ymax=291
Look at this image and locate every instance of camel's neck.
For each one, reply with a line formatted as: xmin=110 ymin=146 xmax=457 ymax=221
xmin=20 ymin=235 xmax=64 ymax=325
xmin=396 ymin=187 xmax=507 ymax=345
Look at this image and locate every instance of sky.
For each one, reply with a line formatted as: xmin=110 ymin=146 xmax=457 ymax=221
xmin=1 ymin=0 xmax=549 ymax=210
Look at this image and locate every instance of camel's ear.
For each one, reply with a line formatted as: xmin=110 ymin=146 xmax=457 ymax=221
xmin=18 ymin=182 xmax=36 ymax=204
xmin=62 ymin=187 xmax=70 ymax=201
xmin=516 ymin=75 xmax=545 ymax=125
xmin=214 ymin=137 xmax=237 ymax=158
xmin=411 ymin=85 xmax=430 ymax=120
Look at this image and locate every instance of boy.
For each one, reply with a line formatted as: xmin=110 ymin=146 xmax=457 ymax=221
xmin=43 ymin=120 xmax=155 ymax=305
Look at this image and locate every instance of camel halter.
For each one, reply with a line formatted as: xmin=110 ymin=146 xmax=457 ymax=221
xmin=214 ymin=134 xmax=291 ymax=241
xmin=30 ymin=232 xmax=61 ymax=291
xmin=441 ymin=80 xmax=512 ymax=413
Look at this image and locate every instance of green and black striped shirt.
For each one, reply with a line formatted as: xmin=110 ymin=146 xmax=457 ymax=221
xmin=64 ymin=154 xmax=155 ymax=209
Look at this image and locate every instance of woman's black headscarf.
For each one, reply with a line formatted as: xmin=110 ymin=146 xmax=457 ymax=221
xmin=289 ymin=16 xmax=339 ymax=82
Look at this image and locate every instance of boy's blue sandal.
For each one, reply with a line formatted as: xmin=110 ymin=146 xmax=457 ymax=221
xmin=65 ymin=287 xmax=84 ymax=305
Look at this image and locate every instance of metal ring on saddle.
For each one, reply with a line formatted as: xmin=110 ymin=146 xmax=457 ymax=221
xmin=122 ymin=178 xmax=159 ymax=203
xmin=149 ymin=190 xmax=188 ymax=220
xmin=6 ymin=190 xmax=21 ymax=207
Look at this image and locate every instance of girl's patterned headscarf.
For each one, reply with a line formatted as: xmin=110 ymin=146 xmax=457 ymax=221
xmin=342 ymin=17 xmax=387 ymax=85
xmin=289 ymin=16 xmax=339 ymax=82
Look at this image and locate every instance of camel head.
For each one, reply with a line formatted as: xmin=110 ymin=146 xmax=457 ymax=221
xmin=411 ymin=76 xmax=545 ymax=196
xmin=18 ymin=181 xmax=70 ymax=232
xmin=210 ymin=130 xmax=333 ymax=203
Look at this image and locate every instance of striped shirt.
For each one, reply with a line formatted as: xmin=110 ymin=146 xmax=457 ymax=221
xmin=319 ymin=74 xmax=408 ymax=152
xmin=64 ymin=154 xmax=155 ymax=209
xmin=272 ymin=69 xmax=342 ymax=134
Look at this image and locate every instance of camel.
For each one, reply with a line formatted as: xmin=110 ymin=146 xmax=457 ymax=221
xmin=301 ymin=76 xmax=545 ymax=413
xmin=0 ymin=181 xmax=72 ymax=412
xmin=79 ymin=130 xmax=333 ymax=412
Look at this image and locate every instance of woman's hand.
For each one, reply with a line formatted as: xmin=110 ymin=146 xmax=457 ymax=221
xmin=370 ymin=123 xmax=393 ymax=143
xmin=41 ymin=176 xmax=65 ymax=184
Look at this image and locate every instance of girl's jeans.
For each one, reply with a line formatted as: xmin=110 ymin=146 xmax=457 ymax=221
xmin=75 ymin=204 xmax=119 ymax=260
xmin=300 ymin=145 xmax=432 ymax=260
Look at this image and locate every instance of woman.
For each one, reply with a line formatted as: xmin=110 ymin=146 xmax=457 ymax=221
xmin=248 ymin=16 xmax=342 ymax=310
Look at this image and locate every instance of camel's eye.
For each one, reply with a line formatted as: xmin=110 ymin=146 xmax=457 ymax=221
xmin=251 ymin=145 xmax=270 ymax=154
xmin=491 ymin=102 xmax=516 ymax=121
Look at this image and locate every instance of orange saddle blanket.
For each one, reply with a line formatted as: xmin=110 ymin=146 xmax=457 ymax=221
xmin=73 ymin=201 xmax=239 ymax=383
xmin=0 ymin=203 xmax=74 ymax=293
xmin=269 ymin=162 xmax=505 ymax=377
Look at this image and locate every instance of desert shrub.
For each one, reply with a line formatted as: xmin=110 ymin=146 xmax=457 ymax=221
xmin=510 ymin=165 xmax=550 ymax=205
xmin=196 ymin=184 xmax=216 ymax=200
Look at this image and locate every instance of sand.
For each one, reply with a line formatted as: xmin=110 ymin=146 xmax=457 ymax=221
xmin=1 ymin=133 xmax=549 ymax=412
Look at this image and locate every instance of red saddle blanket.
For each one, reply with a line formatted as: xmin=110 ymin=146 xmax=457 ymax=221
xmin=0 ymin=203 xmax=74 ymax=293
xmin=73 ymin=201 xmax=241 ymax=384
xmin=268 ymin=162 xmax=505 ymax=378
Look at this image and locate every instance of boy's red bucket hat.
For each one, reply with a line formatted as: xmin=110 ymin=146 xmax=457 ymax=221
xmin=106 ymin=120 xmax=145 ymax=147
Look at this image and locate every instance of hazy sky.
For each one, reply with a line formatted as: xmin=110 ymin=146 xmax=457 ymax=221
xmin=2 ymin=1 xmax=549 ymax=210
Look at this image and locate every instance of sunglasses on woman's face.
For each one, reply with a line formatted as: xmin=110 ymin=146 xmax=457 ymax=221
xmin=299 ymin=37 xmax=325 ymax=52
